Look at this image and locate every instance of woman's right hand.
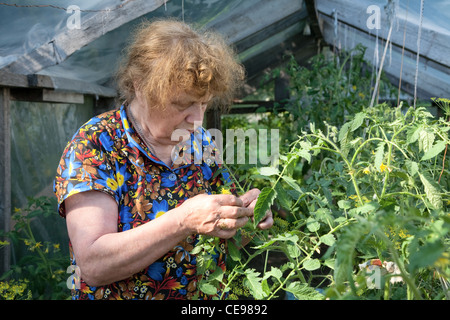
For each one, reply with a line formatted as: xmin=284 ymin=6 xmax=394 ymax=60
xmin=178 ymin=194 xmax=253 ymax=239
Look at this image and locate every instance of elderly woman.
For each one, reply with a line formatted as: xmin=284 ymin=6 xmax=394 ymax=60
xmin=54 ymin=19 xmax=273 ymax=300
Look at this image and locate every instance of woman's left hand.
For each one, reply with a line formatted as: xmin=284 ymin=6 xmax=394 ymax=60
xmin=239 ymin=188 xmax=274 ymax=230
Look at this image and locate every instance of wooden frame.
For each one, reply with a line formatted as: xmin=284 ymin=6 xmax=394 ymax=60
xmin=0 ymin=87 xmax=11 ymax=276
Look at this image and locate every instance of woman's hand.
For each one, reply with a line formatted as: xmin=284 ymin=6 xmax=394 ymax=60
xmin=179 ymin=193 xmax=253 ymax=239
xmin=239 ymin=188 xmax=274 ymax=230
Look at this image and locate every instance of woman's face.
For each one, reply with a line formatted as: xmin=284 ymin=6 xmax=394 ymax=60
xmin=143 ymin=89 xmax=211 ymax=146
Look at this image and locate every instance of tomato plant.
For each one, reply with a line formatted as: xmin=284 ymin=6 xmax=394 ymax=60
xmin=203 ymin=49 xmax=449 ymax=299
xmin=210 ymin=102 xmax=449 ymax=300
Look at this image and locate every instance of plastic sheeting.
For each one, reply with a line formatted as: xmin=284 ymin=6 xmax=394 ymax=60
xmin=0 ymin=0 xmax=246 ymax=84
xmin=10 ymin=97 xmax=94 ymax=209
xmin=316 ymin=0 xmax=450 ymax=99
xmin=0 ymin=0 xmax=305 ymax=85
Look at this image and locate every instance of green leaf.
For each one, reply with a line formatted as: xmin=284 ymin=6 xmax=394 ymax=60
xmin=351 ymin=112 xmax=366 ymax=132
xmin=274 ymin=183 xmax=291 ymax=210
xmin=263 ymin=267 xmax=283 ymax=282
xmin=408 ymin=241 xmax=445 ymax=273
xmin=208 ymin=267 xmax=224 ymax=282
xmin=306 ymin=217 xmax=320 ymax=232
xmin=281 ymin=175 xmax=302 ymax=193
xmin=259 ymin=166 xmax=280 ymax=176
xmin=253 ymin=187 xmax=277 ymax=227
xmin=418 ymin=128 xmax=435 ymax=153
xmin=252 ymin=232 xmax=299 ymax=250
xmin=407 ymin=125 xmax=422 ymax=144
xmin=405 ymin=160 xmax=419 ymax=177
xmin=285 ymin=282 xmax=324 ymax=300
xmin=334 ymin=220 xmax=371 ymax=292
xmin=303 ymin=258 xmax=321 ymax=271
xmin=374 ymin=141 xmax=385 ymax=171
xmin=198 ymin=280 xmax=218 ymax=295
xmin=320 ymin=234 xmax=336 ymax=246
xmin=419 ymin=173 xmax=443 ymax=209
xmin=354 ymin=201 xmax=380 ymax=214
xmin=338 ymin=122 xmax=351 ymax=142
xmin=337 ymin=200 xmax=351 ymax=210
xmin=227 ymin=240 xmax=241 ymax=261
xmin=296 ymin=149 xmax=311 ymax=163
xmin=243 ymin=269 xmax=266 ymax=300
xmin=286 ymin=242 xmax=301 ymax=258
xmin=421 ymin=140 xmax=447 ymax=161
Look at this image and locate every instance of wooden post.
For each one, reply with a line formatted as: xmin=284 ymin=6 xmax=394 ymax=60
xmin=0 ymin=87 xmax=11 ymax=275
xmin=205 ymin=108 xmax=222 ymax=132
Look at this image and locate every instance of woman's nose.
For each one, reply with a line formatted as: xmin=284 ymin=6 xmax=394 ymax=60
xmin=186 ymin=103 xmax=206 ymax=124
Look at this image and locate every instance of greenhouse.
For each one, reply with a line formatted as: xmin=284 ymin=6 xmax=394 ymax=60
xmin=0 ymin=0 xmax=449 ymax=301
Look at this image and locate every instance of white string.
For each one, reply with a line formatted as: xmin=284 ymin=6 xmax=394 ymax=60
xmin=398 ymin=0 xmax=410 ymax=106
xmin=370 ymin=23 xmax=393 ymax=108
xmin=414 ymin=0 xmax=425 ymax=109
xmin=182 ymin=0 xmax=185 ymax=22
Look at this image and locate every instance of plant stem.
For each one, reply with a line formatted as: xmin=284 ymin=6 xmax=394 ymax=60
xmin=375 ymin=230 xmax=423 ymax=300
xmin=24 ymin=220 xmax=53 ymax=278
xmin=380 ymin=142 xmax=393 ymax=199
xmin=308 ymin=134 xmax=364 ymax=206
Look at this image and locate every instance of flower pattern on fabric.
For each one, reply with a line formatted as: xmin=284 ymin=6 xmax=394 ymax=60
xmin=54 ymin=105 xmax=234 ymax=300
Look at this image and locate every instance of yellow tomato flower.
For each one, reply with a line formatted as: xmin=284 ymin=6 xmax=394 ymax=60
xmin=363 ymin=167 xmax=370 ymax=174
xmin=380 ymin=163 xmax=392 ymax=173
xmin=219 ymin=186 xmax=232 ymax=195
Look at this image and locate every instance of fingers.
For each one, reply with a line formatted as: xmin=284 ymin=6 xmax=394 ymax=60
xmin=214 ymin=194 xmax=244 ymax=207
xmin=214 ymin=215 xmax=249 ymax=239
xmin=257 ymin=210 xmax=274 ymax=230
xmin=239 ymin=188 xmax=261 ymax=207
xmin=219 ymin=205 xmax=253 ymax=220
xmin=216 ymin=215 xmax=249 ymax=231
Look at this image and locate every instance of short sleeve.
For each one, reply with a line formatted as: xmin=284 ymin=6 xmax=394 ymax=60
xmin=54 ymin=135 xmax=118 ymax=217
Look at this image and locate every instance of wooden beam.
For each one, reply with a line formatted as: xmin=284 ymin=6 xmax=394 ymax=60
xmin=10 ymin=88 xmax=85 ymax=104
xmin=0 ymin=87 xmax=11 ymax=275
xmin=0 ymin=71 xmax=28 ymax=88
xmin=0 ymin=71 xmax=116 ymax=98
xmin=230 ymin=100 xmax=286 ymax=115
xmin=43 ymin=89 xmax=84 ymax=104
xmin=1 ymin=0 xmax=170 ymax=75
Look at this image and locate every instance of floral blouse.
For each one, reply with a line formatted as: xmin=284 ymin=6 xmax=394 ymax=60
xmin=54 ymin=105 xmax=233 ymax=300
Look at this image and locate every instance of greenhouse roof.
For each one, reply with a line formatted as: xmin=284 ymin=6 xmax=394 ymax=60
xmin=0 ymin=0 xmax=449 ymax=100
xmin=0 ymin=0 xmax=313 ymax=98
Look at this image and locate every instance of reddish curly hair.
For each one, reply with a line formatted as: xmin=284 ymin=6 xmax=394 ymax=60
xmin=115 ymin=18 xmax=245 ymax=111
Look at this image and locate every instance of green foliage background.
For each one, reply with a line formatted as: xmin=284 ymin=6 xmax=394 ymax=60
xmin=218 ymin=47 xmax=449 ymax=300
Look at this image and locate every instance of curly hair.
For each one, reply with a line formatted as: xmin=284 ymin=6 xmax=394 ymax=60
xmin=115 ymin=18 xmax=245 ymax=111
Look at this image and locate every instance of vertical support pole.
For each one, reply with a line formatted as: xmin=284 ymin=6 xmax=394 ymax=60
xmin=205 ymin=107 xmax=222 ymax=132
xmin=0 ymin=87 xmax=11 ymax=275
